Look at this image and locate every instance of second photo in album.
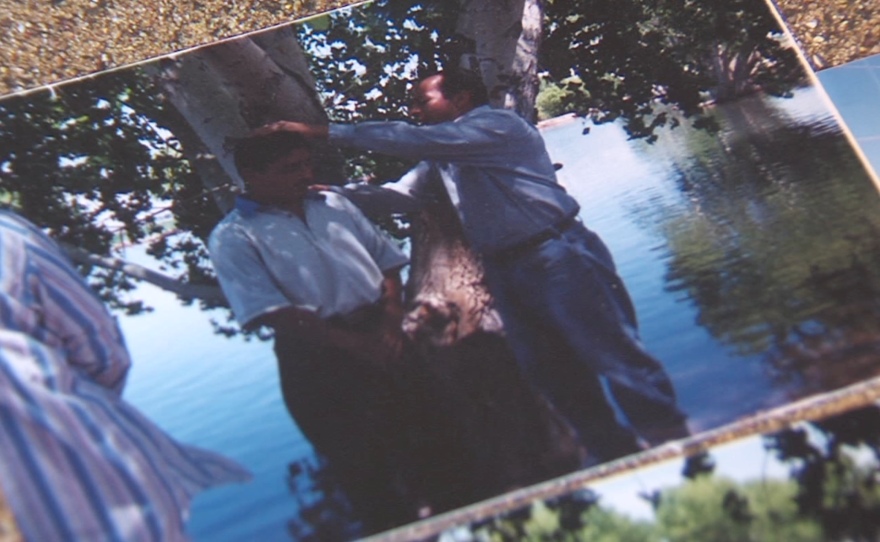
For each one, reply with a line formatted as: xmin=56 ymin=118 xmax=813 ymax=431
xmin=1 ymin=0 xmax=880 ymax=540
xmin=413 ymin=402 xmax=880 ymax=542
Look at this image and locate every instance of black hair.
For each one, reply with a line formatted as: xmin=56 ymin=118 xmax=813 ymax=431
xmin=232 ymin=131 xmax=310 ymax=176
xmin=428 ymin=68 xmax=489 ymax=107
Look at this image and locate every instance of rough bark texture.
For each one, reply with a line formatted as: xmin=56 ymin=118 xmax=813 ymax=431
xmin=404 ymin=183 xmax=586 ymax=498
xmin=508 ymin=0 xmax=544 ymax=123
xmin=150 ymin=28 xmax=343 ymax=191
xmin=456 ymin=0 xmax=528 ymax=107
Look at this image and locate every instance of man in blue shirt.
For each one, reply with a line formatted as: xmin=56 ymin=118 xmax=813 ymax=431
xmin=257 ymin=70 xmax=690 ymax=462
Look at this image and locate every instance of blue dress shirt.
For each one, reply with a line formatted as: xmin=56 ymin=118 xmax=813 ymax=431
xmin=328 ymin=105 xmax=581 ymax=254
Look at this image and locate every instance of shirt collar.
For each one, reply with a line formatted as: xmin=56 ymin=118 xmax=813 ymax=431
xmin=234 ymin=195 xmax=264 ymax=217
xmin=455 ymin=104 xmax=492 ymax=123
xmin=235 ymin=193 xmax=325 ymax=217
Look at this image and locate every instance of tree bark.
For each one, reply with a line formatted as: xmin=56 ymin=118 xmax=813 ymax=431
xmin=509 ymin=0 xmax=544 ymax=123
xmin=150 ymin=29 xmax=343 ymax=189
xmin=404 ymin=182 xmax=585 ymax=498
xmin=455 ymin=0 xmax=543 ymax=121
xmin=456 ymin=0 xmax=528 ymax=108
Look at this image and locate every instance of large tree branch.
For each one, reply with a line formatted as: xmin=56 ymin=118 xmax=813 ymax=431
xmin=61 ymin=243 xmax=227 ymax=304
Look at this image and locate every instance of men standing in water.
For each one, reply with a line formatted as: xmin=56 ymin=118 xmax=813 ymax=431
xmin=257 ymin=69 xmax=690 ymax=462
xmin=208 ymin=131 xmax=464 ymax=529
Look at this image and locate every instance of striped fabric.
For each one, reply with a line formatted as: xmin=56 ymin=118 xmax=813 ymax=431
xmin=0 ymin=210 xmax=251 ymax=542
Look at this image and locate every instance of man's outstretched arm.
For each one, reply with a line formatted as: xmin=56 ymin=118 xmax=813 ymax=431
xmin=254 ymin=112 xmax=522 ymax=165
xmin=253 ymin=121 xmax=329 ymax=139
xmin=312 ymin=161 xmax=435 ymax=217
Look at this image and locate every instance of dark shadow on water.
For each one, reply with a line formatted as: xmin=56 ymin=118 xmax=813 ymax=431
xmin=286 ymin=458 xmax=364 ymax=542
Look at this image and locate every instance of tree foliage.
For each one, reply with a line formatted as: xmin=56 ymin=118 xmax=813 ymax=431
xmin=298 ymin=1 xmax=461 ymax=183
xmin=766 ymin=407 xmax=880 ymax=542
xmin=460 ymin=473 xmax=822 ymax=542
xmin=541 ymin=0 xmax=806 ymax=141
xmin=462 ymin=405 xmax=880 ymax=542
xmin=654 ymin=475 xmax=823 ymax=542
xmin=0 ymin=70 xmax=222 ymax=314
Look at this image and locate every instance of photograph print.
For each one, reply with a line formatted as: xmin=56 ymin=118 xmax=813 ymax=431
xmin=1 ymin=0 xmax=880 ymax=540
xmin=421 ymin=401 xmax=880 ymax=542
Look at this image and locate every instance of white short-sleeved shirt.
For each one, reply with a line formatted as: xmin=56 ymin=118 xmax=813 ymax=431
xmin=208 ymin=192 xmax=409 ymax=327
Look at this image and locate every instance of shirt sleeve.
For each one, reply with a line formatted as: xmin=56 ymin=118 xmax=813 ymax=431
xmin=328 ymin=110 xmax=528 ymax=165
xmin=208 ymin=223 xmax=302 ymax=328
xmin=331 ymin=161 xmax=435 ymax=216
xmin=2 ymin=214 xmax=133 ymax=394
xmin=327 ymin=193 xmax=409 ymax=273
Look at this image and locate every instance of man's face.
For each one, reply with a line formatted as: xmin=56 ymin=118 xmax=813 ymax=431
xmin=410 ymin=75 xmax=466 ymax=125
xmin=244 ymin=148 xmax=314 ymax=204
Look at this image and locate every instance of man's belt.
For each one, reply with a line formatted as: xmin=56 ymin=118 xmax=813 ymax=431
xmin=327 ymin=300 xmax=385 ymax=331
xmin=493 ymin=215 xmax=579 ymax=261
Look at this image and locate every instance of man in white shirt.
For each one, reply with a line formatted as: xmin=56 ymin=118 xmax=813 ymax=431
xmin=208 ymin=131 xmax=433 ymax=529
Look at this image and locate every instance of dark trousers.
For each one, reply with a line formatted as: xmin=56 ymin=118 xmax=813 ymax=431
xmin=483 ymin=220 xmax=689 ymax=463
xmin=274 ymin=332 xmax=412 ymax=527
xmin=273 ymin=327 xmax=475 ymax=530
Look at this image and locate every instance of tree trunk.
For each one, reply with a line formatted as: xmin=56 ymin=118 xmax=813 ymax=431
xmin=404 ymin=182 xmax=585 ymax=500
xmin=455 ymin=0 xmax=543 ymax=122
xmin=149 ymin=27 xmax=343 ymax=189
xmin=401 ymin=0 xmax=585 ymax=502
xmin=509 ymin=0 xmax=544 ymax=123
xmin=456 ymin=0 xmax=528 ymax=107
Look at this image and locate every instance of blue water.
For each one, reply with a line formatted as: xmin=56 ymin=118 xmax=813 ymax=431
xmin=117 ymin=269 xmax=317 ymax=541
xmin=542 ymin=113 xmax=784 ymax=429
xmin=116 ymin=87 xmax=874 ymax=541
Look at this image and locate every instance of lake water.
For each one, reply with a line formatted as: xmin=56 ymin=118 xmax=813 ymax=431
xmin=119 ymin=86 xmax=880 ymax=541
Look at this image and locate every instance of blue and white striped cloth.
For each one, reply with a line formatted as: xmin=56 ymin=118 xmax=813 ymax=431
xmin=0 ymin=210 xmax=251 ymax=541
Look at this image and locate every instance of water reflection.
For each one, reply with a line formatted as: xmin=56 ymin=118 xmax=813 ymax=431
xmin=542 ymin=88 xmax=880 ymax=432
xmin=635 ymin=94 xmax=880 ymax=394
